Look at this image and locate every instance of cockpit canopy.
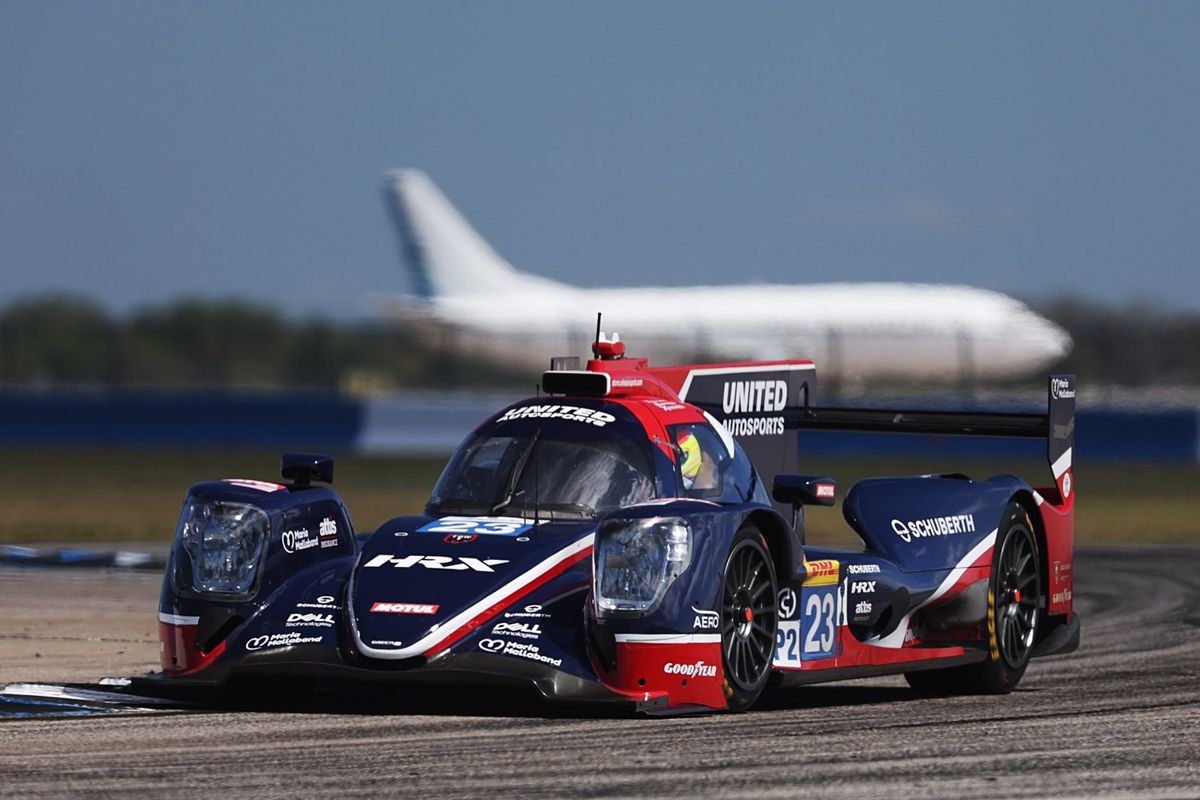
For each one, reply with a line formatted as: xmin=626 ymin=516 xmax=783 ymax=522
xmin=426 ymin=399 xmax=768 ymax=521
xmin=428 ymin=401 xmax=659 ymax=521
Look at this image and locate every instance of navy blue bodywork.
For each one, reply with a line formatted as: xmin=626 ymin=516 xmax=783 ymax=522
xmin=149 ymin=389 xmax=1073 ymax=711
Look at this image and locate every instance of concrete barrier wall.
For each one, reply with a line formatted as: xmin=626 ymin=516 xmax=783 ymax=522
xmin=0 ymin=390 xmax=1196 ymax=462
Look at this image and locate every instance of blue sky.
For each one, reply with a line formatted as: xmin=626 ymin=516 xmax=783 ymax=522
xmin=2 ymin=2 xmax=1197 ymax=318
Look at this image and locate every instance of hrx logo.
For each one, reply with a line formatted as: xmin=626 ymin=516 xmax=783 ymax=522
xmin=363 ymin=554 xmax=509 ymax=572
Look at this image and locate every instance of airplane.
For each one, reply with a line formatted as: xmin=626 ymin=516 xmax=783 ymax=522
xmin=379 ymin=169 xmax=1071 ymax=384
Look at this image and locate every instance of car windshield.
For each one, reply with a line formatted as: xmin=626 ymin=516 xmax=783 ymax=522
xmin=428 ymin=432 xmax=656 ymax=520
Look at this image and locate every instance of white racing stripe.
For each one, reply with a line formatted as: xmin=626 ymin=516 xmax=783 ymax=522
xmin=1051 ymin=446 xmax=1073 ymax=479
xmin=867 ymin=528 xmax=998 ymax=649
xmin=613 ymin=633 xmax=722 ymax=644
xmin=352 ymin=534 xmax=594 ymax=660
xmin=158 ymin=612 xmax=199 ymax=626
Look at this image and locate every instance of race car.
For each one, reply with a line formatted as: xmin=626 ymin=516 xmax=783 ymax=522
xmin=147 ymin=335 xmax=1078 ymax=713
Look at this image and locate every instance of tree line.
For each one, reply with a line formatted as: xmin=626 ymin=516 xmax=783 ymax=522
xmin=0 ymin=293 xmax=1196 ymax=391
xmin=0 ymin=294 xmax=522 ymax=391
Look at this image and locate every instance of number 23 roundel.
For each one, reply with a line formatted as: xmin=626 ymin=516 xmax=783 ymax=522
xmin=774 ymin=584 xmax=838 ymax=667
xmin=417 ymin=516 xmax=533 ymax=537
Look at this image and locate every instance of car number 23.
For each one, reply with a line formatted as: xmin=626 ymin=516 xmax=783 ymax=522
xmin=773 ymin=584 xmax=837 ymax=667
xmin=417 ymin=516 xmax=533 ymax=537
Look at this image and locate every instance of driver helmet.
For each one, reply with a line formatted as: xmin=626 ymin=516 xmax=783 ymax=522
xmin=677 ymin=430 xmax=702 ymax=490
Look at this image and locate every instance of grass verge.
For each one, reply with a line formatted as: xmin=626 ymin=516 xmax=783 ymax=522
xmin=0 ymin=448 xmax=1194 ymax=545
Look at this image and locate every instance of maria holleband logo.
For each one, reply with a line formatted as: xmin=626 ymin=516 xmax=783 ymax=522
xmin=890 ymin=514 xmax=976 ymax=543
xmin=1051 ymin=377 xmax=1075 ymax=400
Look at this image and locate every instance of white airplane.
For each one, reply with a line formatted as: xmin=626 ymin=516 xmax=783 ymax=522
xmin=380 ymin=170 xmax=1071 ymax=383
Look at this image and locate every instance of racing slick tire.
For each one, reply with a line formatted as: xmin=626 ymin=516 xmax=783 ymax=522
xmin=720 ymin=526 xmax=778 ymax=712
xmin=905 ymin=500 xmax=1041 ymax=695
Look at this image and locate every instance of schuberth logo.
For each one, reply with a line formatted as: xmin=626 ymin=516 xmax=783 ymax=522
xmin=890 ymin=514 xmax=976 ymax=544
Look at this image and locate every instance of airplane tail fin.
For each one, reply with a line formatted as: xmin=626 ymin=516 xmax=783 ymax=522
xmin=383 ymin=170 xmax=524 ymax=299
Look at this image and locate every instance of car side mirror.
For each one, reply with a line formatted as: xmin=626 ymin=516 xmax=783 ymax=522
xmin=281 ymin=453 xmax=334 ymax=488
xmin=772 ymin=475 xmax=836 ymax=537
xmin=772 ymin=474 xmax=837 ymax=507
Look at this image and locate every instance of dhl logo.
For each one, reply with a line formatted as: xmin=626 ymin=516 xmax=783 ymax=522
xmin=802 ymin=558 xmax=840 ymax=587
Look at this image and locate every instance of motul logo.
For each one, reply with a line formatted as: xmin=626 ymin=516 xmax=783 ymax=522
xmin=370 ymin=602 xmax=439 ymax=614
xmin=363 ymin=554 xmax=509 ymax=572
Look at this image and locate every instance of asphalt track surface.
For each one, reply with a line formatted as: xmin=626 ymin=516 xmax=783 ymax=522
xmin=1 ymin=545 xmax=1198 ymax=799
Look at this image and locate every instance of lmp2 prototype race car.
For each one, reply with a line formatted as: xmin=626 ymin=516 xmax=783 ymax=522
xmin=148 ymin=335 xmax=1078 ymax=714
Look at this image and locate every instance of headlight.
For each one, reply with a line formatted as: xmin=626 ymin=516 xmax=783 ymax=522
xmin=594 ymin=516 xmax=692 ymax=615
xmin=173 ymin=499 xmax=269 ymax=596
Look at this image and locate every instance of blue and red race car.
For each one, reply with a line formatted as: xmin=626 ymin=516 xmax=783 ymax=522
xmin=149 ymin=336 xmax=1078 ymax=713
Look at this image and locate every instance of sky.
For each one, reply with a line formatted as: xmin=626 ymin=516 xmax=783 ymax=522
xmin=2 ymin=2 xmax=1198 ymax=319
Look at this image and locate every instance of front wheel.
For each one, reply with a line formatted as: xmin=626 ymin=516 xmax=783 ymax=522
xmin=720 ymin=526 xmax=778 ymax=712
xmin=906 ymin=500 xmax=1041 ymax=694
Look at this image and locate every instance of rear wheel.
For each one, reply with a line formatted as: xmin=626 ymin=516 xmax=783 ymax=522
xmin=905 ymin=500 xmax=1040 ymax=694
xmin=720 ymin=526 xmax=778 ymax=712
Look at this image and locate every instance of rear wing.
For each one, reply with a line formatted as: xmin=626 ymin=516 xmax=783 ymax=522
xmin=786 ymin=374 xmax=1076 ymax=502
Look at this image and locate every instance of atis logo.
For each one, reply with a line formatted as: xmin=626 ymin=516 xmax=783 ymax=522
xmin=363 ymin=554 xmax=509 ymax=572
xmin=318 ymin=516 xmax=339 ymax=548
xmin=890 ymin=514 xmax=976 ymax=544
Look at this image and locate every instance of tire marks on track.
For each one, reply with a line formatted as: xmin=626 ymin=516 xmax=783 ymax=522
xmin=0 ymin=545 xmax=1197 ymax=799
